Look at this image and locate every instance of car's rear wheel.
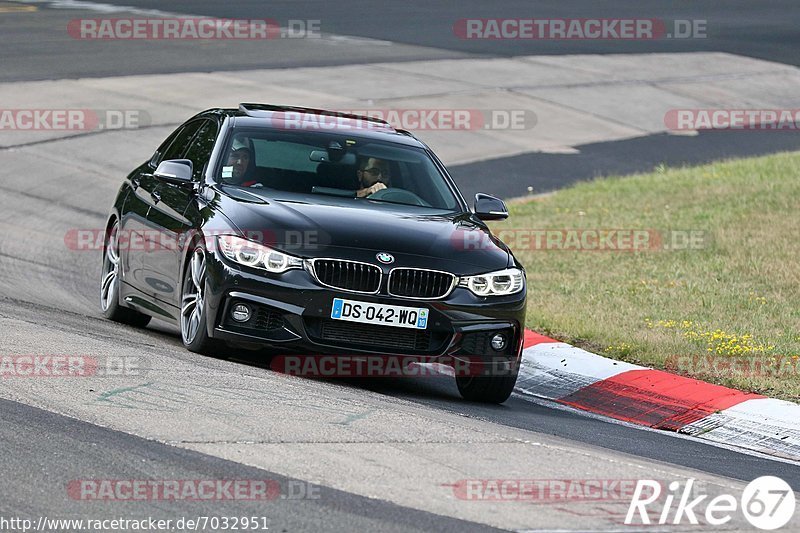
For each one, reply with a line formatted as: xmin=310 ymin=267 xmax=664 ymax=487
xmin=455 ymin=365 xmax=519 ymax=403
xmin=180 ymin=244 xmax=221 ymax=355
xmin=100 ymin=220 xmax=151 ymax=327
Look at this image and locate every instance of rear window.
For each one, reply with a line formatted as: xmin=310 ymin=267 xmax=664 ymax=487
xmin=252 ymin=139 xmax=319 ymax=173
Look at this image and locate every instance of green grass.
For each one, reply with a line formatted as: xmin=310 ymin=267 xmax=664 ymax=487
xmin=493 ymin=152 xmax=800 ymax=400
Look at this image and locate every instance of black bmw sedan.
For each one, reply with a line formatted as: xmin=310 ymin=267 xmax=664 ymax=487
xmin=101 ymin=104 xmax=526 ymax=402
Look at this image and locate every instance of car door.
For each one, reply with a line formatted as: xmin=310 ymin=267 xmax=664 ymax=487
xmin=145 ymin=119 xmax=219 ymax=310
xmin=119 ymin=124 xmax=189 ymax=295
xmin=125 ymin=120 xmax=206 ymax=306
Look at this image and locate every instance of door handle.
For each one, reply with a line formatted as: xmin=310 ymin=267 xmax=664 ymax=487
xmin=151 ymin=190 xmax=161 ymax=204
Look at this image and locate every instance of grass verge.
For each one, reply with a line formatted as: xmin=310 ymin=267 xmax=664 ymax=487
xmin=493 ymin=152 xmax=800 ymax=400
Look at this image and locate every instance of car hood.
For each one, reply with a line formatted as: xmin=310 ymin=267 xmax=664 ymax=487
xmin=215 ymin=190 xmax=511 ymax=274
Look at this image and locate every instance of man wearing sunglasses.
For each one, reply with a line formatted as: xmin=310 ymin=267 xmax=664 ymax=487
xmin=355 ymin=157 xmax=392 ymax=197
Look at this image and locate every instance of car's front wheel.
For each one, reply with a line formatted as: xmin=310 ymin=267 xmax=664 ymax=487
xmin=100 ymin=220 xmax=151 ymax=327
xmin=180 ymin=244 xmax=221 ymax=355
xmin=455 ymin=364 xmax=519 ymax=403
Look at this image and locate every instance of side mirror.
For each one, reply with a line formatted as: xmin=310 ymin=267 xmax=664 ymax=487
xmin=473 ymin=193 xmax=509 ymax=221
xmin=154 ymin=159 xmax=193 ymax=185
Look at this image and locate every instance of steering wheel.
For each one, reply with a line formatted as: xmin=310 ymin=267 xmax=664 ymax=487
xmin=367 ymin=187 xmax=430 ymax=207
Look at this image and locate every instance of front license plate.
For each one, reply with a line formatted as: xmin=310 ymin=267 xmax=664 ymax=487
xmin=331 ymin=298 xmax=428 ymax=330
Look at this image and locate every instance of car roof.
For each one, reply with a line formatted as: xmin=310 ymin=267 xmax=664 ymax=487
xmin=192 ymin=104 xmax=429 ymax=149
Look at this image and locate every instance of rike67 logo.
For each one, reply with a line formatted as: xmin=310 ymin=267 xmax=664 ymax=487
xmin=626 ymin=477 xmax=796 ymax=530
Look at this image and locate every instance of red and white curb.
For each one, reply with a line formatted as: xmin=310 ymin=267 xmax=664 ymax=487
xmin=517 ymin=331 xmax=800 ymax=462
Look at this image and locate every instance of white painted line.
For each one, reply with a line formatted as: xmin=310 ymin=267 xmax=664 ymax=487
xmin=524 ymin=341 xmax=644 ymax=379
xmin=512 ymin=392 xmax=800 ymax=467
xmin=722 ymin=397 xmax=800 ymax=425
xmin=682 ymin=398 xmax=800 ymax=461
xmin=516 ymin=341 xmax=643 ymax=399
xmin=516 ymin=337 xmax=800 ymax=462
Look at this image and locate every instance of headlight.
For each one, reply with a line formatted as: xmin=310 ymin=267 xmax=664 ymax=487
xmin=458 ymin=268 xmax=524 ymax=296
xmin=217 ymin=235 xmax=303 ymax=273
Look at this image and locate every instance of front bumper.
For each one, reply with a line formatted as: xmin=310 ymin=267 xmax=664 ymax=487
xmin=203 ymin=249 xmax=527 ymax=367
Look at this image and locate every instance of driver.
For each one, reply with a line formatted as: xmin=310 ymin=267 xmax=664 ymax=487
xmin=225 ymin=141 xmax=257 ymax=186
xmin=356 ymin=157 xmax=391 ymax=197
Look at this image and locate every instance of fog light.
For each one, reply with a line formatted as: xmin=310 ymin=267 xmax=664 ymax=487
xmin=490 ymin=333 xmax=507 ymax=352
xmin=231 ymin=303 xmax=251 ymax=322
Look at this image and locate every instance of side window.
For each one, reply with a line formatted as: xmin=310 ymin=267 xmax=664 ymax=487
xmin=161 ymin=120 xmax=205 ymax=162
xmin=150 ymin=125 xmax=184 ymax=167
xmin=183 ymin=120 xmax=219 ymax=181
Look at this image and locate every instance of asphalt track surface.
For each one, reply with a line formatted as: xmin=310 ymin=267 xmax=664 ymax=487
xmin=1 ymin=398 xmax=502 ymax=533
xmin=6 ymin=0 xmax=800 ymax=81
xmin=0 ymin=108 xmax=798 ymax=532
xmin=453 ymin=129 xmax=800 ymax=199
xmin=5 ymin=1 xmax=800 ymax=198
xmin=1 ymin=1 xmax=800 ymax=531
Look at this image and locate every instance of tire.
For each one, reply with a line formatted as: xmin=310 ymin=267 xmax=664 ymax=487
xmin=455 ymin=364 xmax=519 ymax=404
xmin=180 ymin=243 xmax=222 ymax=355
xmin=100 ymin=220 xmax=152 ymax=328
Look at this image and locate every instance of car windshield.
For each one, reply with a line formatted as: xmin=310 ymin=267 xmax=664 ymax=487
xmin=217 ymin=128 xmax=461 ymax=211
